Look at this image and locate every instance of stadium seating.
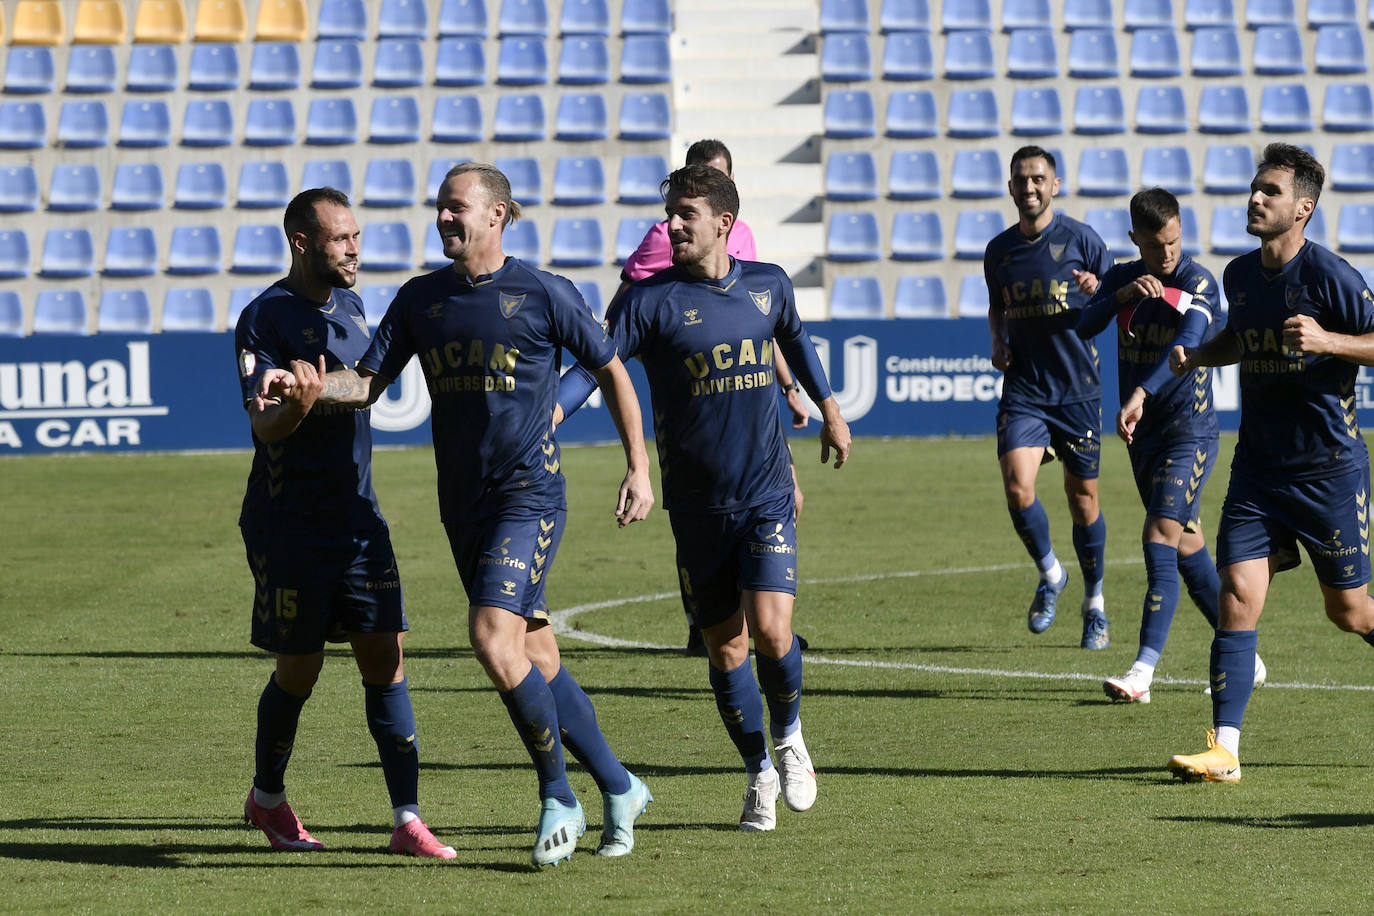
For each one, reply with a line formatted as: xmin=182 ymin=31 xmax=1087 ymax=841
xmin=1307 ymin=0 xmax=1360 ymax=27
xmin=378 ymin=0 xmax=429 ymax=38
xmin=244 ymin=98 xmax=297 ymax=146
xmin=1064 ymin=0 xmax=1114 ymax=29
xmin=167 ymin=226 xmax=222 ymax=274
xmin=1253 ymin=24 xmax=1307 ymax=74
xmin=421 ymin=223 xmax=447 ymax=269
xmin=950 ymin=149 xmax=1002 ymax=198
xmin=561 ymin=0 xmax=611 ymax=35
xmin=1191 ymin=26 xmax=1243 ymax=76
xmin=617 ymin=154 xmax=668 ymax=204
xmin=888 ymin=149 xmax=941 ymax=199
xmin=614 ymin=217 xmax=655 ymax=263
xmin=1085 ymin=207 xmax=1132 ymax=251
xmin=822 ymin=34 xmax=874 ymax=81
xmin=500 ymin=0 xmax=549 ymax=35
xmin=1185 ymin=0 xmax=1236 ymax=29
xmin=1011 ymin=87 xmax=1064 ymax=135
xmin=0 ymin=231 xmax=32 ymax=279
xmin=1330 ymin=143 xmax=1374 ymax=190
xmin=821 ymin=0 xmax=872 ymax=33
xmin=620 ymin=0 xmax=671 ymax=34
xmin=161 ymin=287 xmax=218 ymax=332
xmin=193 ymin=0 xmax=246 ymax=41
xmin=256 ymin=0 xmax=308 ymax=41
xmin=493 ymin=93 xmax=546 ymax=141
xmin=249 ymin=42 xmax=301 ymax=90
xmin=890 ymin=210 xmax=944 ymax=259
xmin=318 ymin=0 xmax=368 ymax=38
xmin=829 ymin=276 xmax=884 ymax=318
xmin=1259 ymin=83 xmax=1314 ymax=131
xmin=946 ymin=88 xmax=998 ymax=137
xmin=1202 ymin=143 xmax=1255 ymax=192
xmin=826 ymin=151 xmax=880 ymax=201
xmin=227 ymin=286 xmax=264 ymax=326
xmin=358 ymin=222 xmax=413 ymax=271
xmin=882 ymin=30 xmax=935 ymax=79
xmin=888 ymin=89 xmax=939 ymax=136
xmin=552 ymin=156 xmax=606 ymax=205
xmin=118 ymin=99 xmax=172 ymax=147
xmin=432 ymin=95 xmax=484 ymax=142
xmin=0 ymin=102 xmax=47 ymax=149
xmin=359 ymin=284 xmax=400 ymax=323
xmin=312 ymin=39 xmax=365 ymax=88
xmin=880 ymin=0 xmax=931 ymax=31
xmin=1125 ymin=0 xmax=1174 ymax=29
xmin=12 ymin=0 xmax=66 ymax=44
xmin=232 ymin=225 xmax=288 ymax=274
xmin=424 ymin=157 xmax=468 ymax=202
xmin=66 ymin=46 xmax=118 ymax=93
xmin=133 ymin=0 xmax=187 ymax=42
xmin=1315 ymin=25 xmax=1368 ymax=74
xmin=74 ymin=0 xmax=128 ymax=43
xmin=549 ymin=218 xmax=604 ymax=266
xmin=504 ymin=219 xmax=541 ymax=261
xmin=1130 ymin=27 xmax=1183 ymax=77
xmin=943 ymin=30 xmax=995 ymax=79
xmin=1006 ymin=28 xmax=1058 ymax=78
xmin=302 ymin=159 xmax=353 ymax=196
xmin=188 ymin=43 xmax=241 ymax=91
xmin=1002 ymin=0 xmax=1051 ymax=31
xmin=1139 ymin=146 xmax=1195 ymax=193
xmin=893 ymin=276 xmax=949 ymax=317
xmin=1197 ymin=85 xmax=1251 ymax=132
xmin=941 ymin=0 xmax=990 ymax=31
xmin=953 ymin=210 xmax=999 ymax=259
xmin=48 ymin=164 xmax=101 ymax=212
xmin=237 ymin=161 xmax=291 ymax=209
xmin=1078 ymin=147 xmax=1130 ymax=196
xmin=1068 ymin=29 xmax=1121 ymax=78
xmin=957 ymin=274 xmax=988 ymax=317
xmin=1337 ymin=204 xmax=1374 ymax=252
xmin=556 ymin=91 xmax=609 ymax=140
xmin=824 ymin=89 xmax=877 ymax=138
xmin=621 ymin=35 xmax=672 ymax=83
xmin=1324 ymin=82 xmax=1374 ymax=131
xmin=182 ymin=99 xmax=235 ymax=147
xmin=618 ymin=92 xmax=670 ymax=139
xmin=559 ymin=36 xmax=610 ymax=83
xmin=495 ymin=156 xmax=543 ymax=204
xmin=111 ymin=163 xmax=163 ymax=210
xmin=1246 ymin=0 xmax=1297 ymax=29
xmin=41 ymin=229 xmax=96 ymax=278
xmin=363 ymin=159 xmax=418 ymax=208
xmin=0 ymin=292 xmax=23 ymax=336
xmin=1074 ymin=85 xmax=1126 ymax=134
xmin=57 ymin=100 xmax=110 ymax=148
xmin=103 ymin=227 xmax=158 ymax=277
xmin=33 ymin=291 xmax=89 ymax=335
xmin=1135 ymin=85 xmax=1189 ymax=132
xmin=1210 ymin=205 xmax=1251 ymax=253
xmin=1179 ymin=205 xmax=1202 ymax=254
xmin=174 ymin=162 xmax=228 ymax=209
xmin=573 ymin=280 xmax=604 ymax=318
xmin=0 ymin=165 xmax=39 ymax=212
xmin=827 ymin=212 xmax=882 ymax=261
xmin=5 ymin=47 xmax=56 ymax=94
xmin=1308 ymin=207 xmax=1330 ymax=248
xmin=368 ymin=96 xmax=422 ymax=144
xmin=126 ymin=45 xmax=179 ymax=93
xmin=498 ymin=37 xmax=549 ymax=84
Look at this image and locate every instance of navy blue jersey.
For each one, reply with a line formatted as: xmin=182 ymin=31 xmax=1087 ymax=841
xmin=235 ymin=280 xmax=382 ymax=527
xmin=1079 ymin=254 xmax=1222 ymax=443
xmin=1224 ymin=241 xmax=1374 ymax=480
xmin=360 ymin=257 xmax=615 ymax=522
xmin=598 ymin=259 xmax=832 ymax=513
xmin=985 ymin=211 xmax=1113 ymax=408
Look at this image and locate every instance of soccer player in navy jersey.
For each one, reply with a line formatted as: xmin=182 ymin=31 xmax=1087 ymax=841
xmin=556 ymin=164 xmax=851 ymax=832
xmin=261 ymin=163 xmax=655 ymax=866
xmin=1077 ymin=188 xmax=1268 ymax=704
xmin=985 ymin=146 xmax=1115 ymax=649
xmin=1167 ymin=143 xmax=1374 ymax=782
xmin=236 ymin=188 xmax=454 ymax=858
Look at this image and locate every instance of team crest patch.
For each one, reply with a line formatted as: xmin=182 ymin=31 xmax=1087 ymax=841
xmin=749 ymin=290 xmax=772 ymax=316
xmin=238 ymin=350 xmax=257 ymax=378
xmin=1049 ymin=243 xmax=1066 ymax=262
xmin=350 ymin=313 xmax=370 ymax=337
xmin=500 ymin=292 xmax=526 ymax=318
xmin=1285 ymin=286 xmax=1304 ymax=311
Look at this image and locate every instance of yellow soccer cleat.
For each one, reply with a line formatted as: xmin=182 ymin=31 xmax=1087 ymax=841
xmin=1167 ymin=729 xmax=1241 ymax=783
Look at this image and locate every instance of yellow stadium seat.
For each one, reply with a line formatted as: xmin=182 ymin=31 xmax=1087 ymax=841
xmin=133 ymin=0 xmax=187 ymax=42
xmin=73 ymin=0 xmax=128 ymax=43
xmin=193 ymin=0 xmax=246 ymax=42
xmin=0 ymin=5 xmax=6 ymax=44
xmin=255 ymin=0 xmax=307 ymax=41
xmin=11 ymin=1 xmax=65 ymax=45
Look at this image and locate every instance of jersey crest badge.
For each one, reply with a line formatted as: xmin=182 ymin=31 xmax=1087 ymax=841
xmin=238 ymin=350 xmax=257 ymax=378
xmin=749 ymin=290 xmax=772 ymax=316
xmin=1049 ymin=243 xmax=1066 ymax=262
xmin=1285 ymin=286 xmax=1304 ymax=311
xmin=350 ymin=313 xmax=370 ymax=337
xmin=499 ymin=292 xmax=526 ymax=318
xmin=302 ymin=327 xmax=319 ymax=345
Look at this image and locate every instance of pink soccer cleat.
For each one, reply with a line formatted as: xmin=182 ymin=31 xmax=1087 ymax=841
xmin=243 ymin=791 xmax=324 ymax=851
xmin=389 ymin=819 xmax=457 ymax=859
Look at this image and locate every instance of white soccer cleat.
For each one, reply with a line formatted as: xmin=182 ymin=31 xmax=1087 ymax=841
xmin=1203 ymin=653 xmax=1266 ymax=695
xmin=1104 ymin=664 xmax=1152 ymax=704
xmin=739 ymin=767 xmax=780 ymax=832
xmin=773 ymin=733 xmax=817 ymax=812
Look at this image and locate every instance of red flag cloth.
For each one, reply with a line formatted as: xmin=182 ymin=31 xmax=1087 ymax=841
xmin=1117 ymin=286 xmax=1194 ymax=339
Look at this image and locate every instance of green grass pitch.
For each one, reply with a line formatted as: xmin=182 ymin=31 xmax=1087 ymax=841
xmin=3 ymin=435 xmax=1374 ymax=913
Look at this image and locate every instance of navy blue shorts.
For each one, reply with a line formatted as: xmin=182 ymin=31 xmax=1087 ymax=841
xmin=1218 ymin=465 xmax=1371 ymax=588
xmin=670 ymin=489 xmax=798 ymax=630
xmin=241 ymin=516 xmax=407 ymax=655
xmin=1129 ymin=431 xmax=1219 ymax=531
xmin=445 ymin=507 xmax=565 ymax=622
xmin=997 ymin=399 xmax=1102 ymax=480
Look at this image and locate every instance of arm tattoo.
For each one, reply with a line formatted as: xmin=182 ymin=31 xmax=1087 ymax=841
xmin=318 ymin=369 xmax=372 ymax=406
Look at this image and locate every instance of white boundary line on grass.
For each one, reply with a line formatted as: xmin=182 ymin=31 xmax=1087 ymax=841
xmin=549 ymin=559 xmax=1374 ymax=694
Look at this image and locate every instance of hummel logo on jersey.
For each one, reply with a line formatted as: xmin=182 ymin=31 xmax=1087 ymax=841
xmin=500 ymin=292 xmax=526 ymax=318
xmin=425 ymin=303 xmax=444 ymax=320
xmin=501 ymin=579 xmax=517 ymax=596
xmin=683 ymin=308 xmax=702 ymax=326
xmin=1049 ymin=243 xmax=1066 ymax=262
xmin=764 ymin=523 xmax=785 ymax=544
xmin=749 ymin=290 xmax=772 ymax=316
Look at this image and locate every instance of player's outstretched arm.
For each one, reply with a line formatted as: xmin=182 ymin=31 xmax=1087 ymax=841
xmin=592 ymin=355 xmax=654 ymax=527
xmin=817 ymin=396 xmax=851 ymax=469
xmin=774 ymin=348 xmax=810 ymax=429
xmin=1116 ymin=387 xmax=1147 ymax=445
xmin=1283 ymin=315 xmax=1374 ymax=366
xmin=1171 ymin=327 xmax=1242 ymax=375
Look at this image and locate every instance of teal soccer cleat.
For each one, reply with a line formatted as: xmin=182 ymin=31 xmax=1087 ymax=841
xmin=531 ymin=797 xmax=586 ymax=867
xmin=595 ymin=772 xmax=652 ymax=857
xmin=1027 ymin=567 xmax=1068 ymax=634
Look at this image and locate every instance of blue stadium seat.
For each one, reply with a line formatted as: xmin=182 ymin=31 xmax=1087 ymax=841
xmin=33 ymin=291 xmax=89 ymax=335
xmin=432 ymin=94 xmax=484 ymax=142
xmin=1006 ymin=28 xmax=1058 ymax=78
xmin=378 ymin=0 xmax=430 ymax=38
xmin=162 ymin=288 xmax=217 ymax=331
xmin=104 ymin=227 xmax=158 ymax=277
xmin=890 ymin=211 xmax=944 ymax=259
xmin=620 ymin=35 xmax=672 ymax=83
xmin=556 ymin=91 xmax=608 ymax=140
xmin=821 ymin=0 xmax=871 ymax=32
xmin=1085 ymin=207 xmax=1133 ymax=252
xmin=498 ymin=37 xmax=549 ymax=84
xmin=829 ymin=277 xmax=883 ymax=318
xmin=369 ymin=96 xmax=422 ymax=143
xmin=573 ymin=280 xmax=604 ymax=318
xmin=250 ymin=42 xmax=302 ymax=90
xmin=549 ymin=218 xmax=604 ymax=266
xmin=617 ymin=154 xmax=665 ymax=203
xmin=614 ymin=216 xmax=655 ymax=262
xmin=4 ymin=46 xmax=55 ymax=94
xmin=1130 ymin=27 xmax=1183 ymax=77
xmin=1324 ymin=82 xmax=1374 ymax=131
xmin=0 ymin=230 xmax=31 ymax=278
xmin=494 ymin=156 xmax=543 ymax=204
xmin=57 ymin=100 xmax=110 ymax=148
xmin=359 ymin=284 xmax=400 ymax=324
xmin=827 ymin=212 xmax=882 ymax=261
xmin=374 ymin=39 xmax=426 ymax=87
xmin=118 ymin=99 xmax=171 ymax=147
xmin=1338 ymin=204 xmax=1374 ymax=252
xmin=361 ymin=158 xmax=417 ymax=208
xmin=882 ymin=30 xmax=934 ymax=79
xmin=111 ymin=164 xmax=164 ymax=211
xmin=181 ymin=99 xmax=234 ymax=147
xmin=1011 ymin=87 xmax=1063 ymax=135
xmin=0 ymin=165 xmax=38 ymax=212
xmin=1308 ymin=207 xmax=1329 ymax=247
xmin=1125 ymin=0 xmax=1174 ymax=29
xmin=620 ymin=0 xmax=671 ymax=34
xmin=946 ymin=88 xmax=998 ymax=137
xmin=1191 ymin=26 xmax=1243 ymax=75
xmin=318 ymin=0 xmax=367 ymax=37
xmin=1140 ymin=146 xmax=1195 ymax=193
xmin=1308 ymin=0 xmax=1360 ymax=27
xmin=41 ymin=229 xmax=96 ymax=278
xmin=232 ymin=225 xmax=288 ymax=274
xmin=1135 ymin=85 xmax=1188 ymax=132
xmin=0 ymin=102 xmax=47 ymax=149
xmin=1078 ymin=147 xmax=1131 ymax=195
xmin=237 ymin=161 xmax=290 ymax=208
xmin=822 ymin=34 xmax=874 ymax=81
xmin=944 ymin=29 xmax=995 ymax=79
xmin=244 ymin=98 xmax=296 ymax=146
xmin=825 ymin=89 xmax=877 ymax=138
xmin=358 ymin=223 xmax=414 ymax=271
xmin=552 ymin=155 xmax=606 ymax=204
xmin=941 ymin=0 xmax=990 ymax=30
xmin=1259 ymin=83 xmax=1313 ymax=131
xmin=561 ymin=0 xmax=611 ymax=35
xmin=48 ymin=164 xmax=101 ymax=212
xmin=0 ymin=291 xmax=21 ymax=335
xmin=1068 ymin=29 xmax=1120 ymax=77
xmin=302 ymin=160 xmax=354 ymax=196
xmin=168 ymin=226 xmax=222 ymax=274
xmin=1209 ymin=205 xmax=1251 ymax=253
xmin=188 ymin=43 xmax=240 ymax=91
xmin=174 ymin=162 xmax=228 ymax=209
xmin=894 ymin=276 xmax=948 ymax=317
xmin=1074 ymin=85 xmax=1126 ymax=134
xmin=1245 ymin=0 xmax=1296 ymax=28
xmin=1001 ymin=0 xmax=1051 ymax=30
xmin=826 ymin=151 xmax=879 ymax=201
xmin=888 ymin=149 xmax=940 ymax=199
xmin=1198 ymin=85 xmax=1251 ymax=132
xmin=559 ymin=36 xmax=610 ymax=83
xmin=424 ymin=157 xmax=470 ymax=202
xmin=500 ymin=0 xmax=549 ymax=35
xmin=66 ymin=46 xmax=119 ymax=93
xmin=421 ymin=222 xmax=448 ymax=268
xmin=493 ymin=92 xmax=546 ymax=140
xmin=953 ymin=210 xmax=999 ymax=258
xmin=1315 ymin=25 xmax=1367 ymax=74
xmin=1179 ymin=205 xmax=1202 ymax=254
xmin=312 ymin=38 xmax=365 ymax=88
xmin=957 ymin=274 xmax=989 ymax=318
xmin=1202 ymin=143 xmax=1255 ymax=192
xmin=434 ymin=37 xmax=487 ymax=86
xmin=438 ymin=0 xmax=488 ymax=35
xmin=126 ymin=45 xmax=179 ymax=93
xmin=1064 ymin=0 xmax=1114 ymax=29
xmin=881 ymin=0 xmax=931 ymax=31
xmin=950 ymin=149 xmax=1002 ymax=198
xmin=1253 ymin=24 xmax=1306 ymax=73
xmin=228 ymin=286 xmax=265 ymax=326
xmin=618 ymin=92 xmax=669 ymax=140
xmin=1185 ymin=0 xmax=1235 ymax=28
xmin=1330 ymin=143 xmax=1374 ymax=190
xmin=1045 ymin=146 xmax=1071 ymax=195
xmin=97 ymin=291 xmax=153 ymax=333
xmin=504 ymin=219 xmax=541 ymax=262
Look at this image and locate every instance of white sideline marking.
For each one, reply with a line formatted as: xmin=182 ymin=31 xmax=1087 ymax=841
xmin=549 ymin=560 xmax=1374 ymax=694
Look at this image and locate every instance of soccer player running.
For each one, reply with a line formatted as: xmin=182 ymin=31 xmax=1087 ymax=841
xmin=1166 ymin=144 xmax=1374 ymax=782
xmin=556 ymin=164 xmax=851 ymax=831
xmin=261 ymin=163 xmax=655 ymax=865
xmin=236 ymin=188 xmax=454 ymax=858
xmin=985 ymin=146 xmax=1115 ymax=649
xmin=1077 ymin=188 xmax=1266 ymax=704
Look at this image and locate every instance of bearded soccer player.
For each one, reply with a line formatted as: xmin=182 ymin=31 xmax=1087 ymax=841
xmin=557 ymin=164 xmax=851 ymax=832
xmin=261 ymin=163 xmax=655 ymax=865
xmin=1167 ymin=144 xmax=1374 ymax=782
xmin=985 ymin=145 xmax=1114 ymax=649
xmin=236 ymin=188 xmax=453 ymax=858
